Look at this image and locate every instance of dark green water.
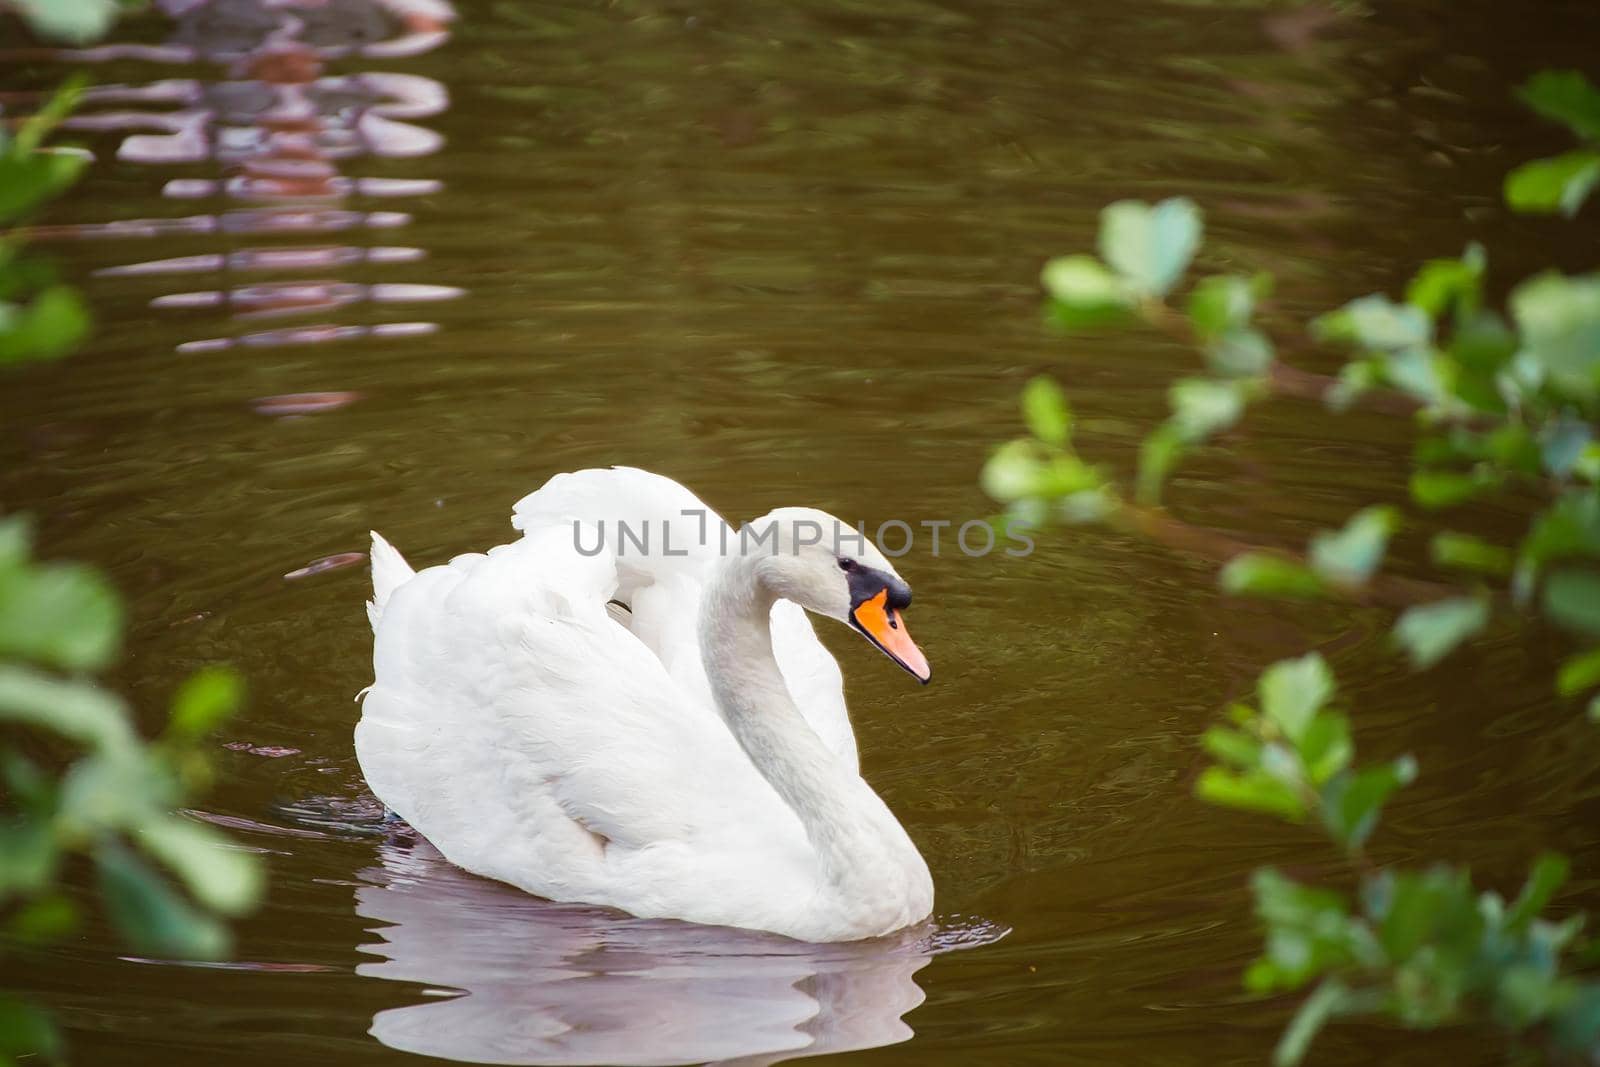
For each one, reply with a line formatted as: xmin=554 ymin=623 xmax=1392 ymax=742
xmin=3 ymin=1 xmax=1599 ymax=1063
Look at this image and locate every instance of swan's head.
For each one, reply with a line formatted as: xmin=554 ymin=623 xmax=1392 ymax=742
xmin=744 ymin=507 xmax=931 ymax=684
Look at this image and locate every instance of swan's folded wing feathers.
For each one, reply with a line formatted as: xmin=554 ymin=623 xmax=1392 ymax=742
xmin=357 ymin=529 xmax=794 ymax=905
xmin=507 ymin=467 xmax=859 ymax=768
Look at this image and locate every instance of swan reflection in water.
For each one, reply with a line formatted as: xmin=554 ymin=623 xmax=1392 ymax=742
xmin=354 ymin=835 xmax=1007 ymax=1066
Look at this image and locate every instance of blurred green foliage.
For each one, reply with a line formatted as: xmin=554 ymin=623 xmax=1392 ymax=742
xmin=987 ymin=71 xmax=1600 ymax=1064
xmin=2 ymin=9 xmax=263 ymax=1060
xmin=2 ymin=521 xmax=262 ymax=1049
xmin=1 ymin=519 xmax=263 ymax=1063
xmin=0 ymin=78 xmax=90 ymax=367
xmin=1505 ymin=71 xmax=1600 ymax=218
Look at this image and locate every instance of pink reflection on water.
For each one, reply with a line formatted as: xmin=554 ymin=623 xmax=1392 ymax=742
xmin=96 ymin=245 xmax=424 ymax=277
xmin=121 ymin=957 xmax=336 ymax=972
xmin=283 ymin=549 xmax=368 ymax=578
xmin=256 ymin=394 xmax=364 ymax=418
xmin=179 ymin=320 xmax=435 ymax=353
xmin=22 ymin=208 xmax=411 ymax=241
xmin=154 ymin=280 xmax=461 ymax=317
xmin=356 ymin=837 xmax=1009 ymax=1067
xmin=17 ymin=0 xmax=461 ymax=356
xmin=223 ymin=741 xmax=302 ymax=757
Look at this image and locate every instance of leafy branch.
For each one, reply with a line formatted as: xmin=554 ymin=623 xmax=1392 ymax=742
xmin=2 ymin=22 xmax=262 ymax=1060
xmin=1204 ymin=652 xmax=1597 ymax=1065
xmin=985 ymin=70 xmax=1600 ymax=1064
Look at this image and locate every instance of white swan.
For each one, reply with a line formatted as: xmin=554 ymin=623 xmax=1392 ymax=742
xmin=356 ymin=467 xmax=935 ymax=942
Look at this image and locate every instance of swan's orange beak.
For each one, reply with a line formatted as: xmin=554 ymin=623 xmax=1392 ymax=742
xmin=850 ymin=589 xmax=931 ymax=684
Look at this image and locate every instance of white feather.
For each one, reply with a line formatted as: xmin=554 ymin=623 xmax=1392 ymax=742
xmin=356 ymin=468 xmax=931 ymax=942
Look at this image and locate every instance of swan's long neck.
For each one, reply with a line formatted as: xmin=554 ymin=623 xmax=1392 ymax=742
xmin=698 ymin=556 xmax=887 ymax=894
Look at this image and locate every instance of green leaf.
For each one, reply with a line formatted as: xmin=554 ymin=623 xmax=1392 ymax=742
xmin=1201 ymin=725 xmax=1263 ymax=769
xmin=980 ymin=440 xmax=1043 ymax=503
xmin=1251 ymin=869 xmax=1357 ymax=990
xmin=1393 ymin=595 xmax=1489 ymax=669
xmin=1135 ymin=423 xmax=1185 ymax=506
xmin=1511 ymin=272 xmax=1600 ymax=399
xmin=1188 ymin=273 xmax=1268 ymax=338
xmin=1039 ymin=255 xmax=1132 ymax=310
xmin=1369 ymin=866 xmax=1480 ymax=965
xmin=1551 ymin=984 xmax=1600 ymax=1051
xmin=1313 ymin=295 xmax=1431 ymax=352
xmin=1 ymin=749 xmax=51 ymax=809
xmin=1319 ymin=756 xmax=1417 ymax=851
xmin=1487 ymin=424 xmax=1543 ymax=474
xmin=10 ymin=0 xmax=122 ymax=43
xmin=1543 ymin=569 xmax=1600 ymax=636
xmin=1384 ymin=346 xmax=1453 ymax=407
xmin=168 ymin=667 xmax=243 ymax=739
xmin=1518 ymin=70 xmax=1600 ymax=142
xmin=980 ymin=441 xmax=1105 ymax=506
xmin=1258 ymin=653 xmax=1334 ymax=745
xmin=0 ymin=821 xmax=60 ymax=898
xmin=1185 ymin=272 xmax=1276 ymax=375
xmin=135 ymin=813 xmax=263 ymax=916
xmin=1505 ymin=151 xmax=1600 ymax=217
xmin=1406 ymin=244 xmax=1485 ymax=319
xmin=1557 ymin=647 xmax=1600 ymax=696
xmin=0 ymin=152 xmax=88 ymax=226
xmin=1098 ymin=197 xmax=1202 ymax=298
xmin=1517 ymin=491 xmax=1600 ymax=600
xmin=1409 ymin=468 xmax=1499 ymax=510
xmin=1168 ymin=377 xmax=1247 ymax=442
xmin=1043 ymin=295 xmax=1139 ymax=332
xmin=1325 ymin=358 xmax=1380 ymax=413
xmin=0 ymin=516 xmax=31 ymax=570
xmin=1430 ymin=532 xmax=1512 ymax=577
xmin=1450 ymin=309 xmax=1519 ymax=377
xmin=1542 ymin=416 xmax=1593 ymax=478
xmin=1207 ymin=327 xmax=1275 ymax=378
xmin=0 ymin=555 xmax=122 ymax=670
xmin=1576 ymin=443 xmax=1600 ymax=483
xmin=13 ymin=76 xmax=87 ymax=156
xmin=6 ymin=893 xmax=78 ymax=942
xmin=1495 ymin=963 xmax=1574 ymax=1029
xmin=1196 ymin=766 xmax=1306 ymax=820
xmin=96 ymin=841 xmax=231 ymax=960
xmin=0 ymin=285 xmax=92 ymax=365
xmin=1274 ymin=979 xmax=1354 ymax=1067
xmin=1296 ymin=711 xmax=1353 ymax=785
xmin=58 ymin=749 xmax=174 ymax=838
xmin=1254 ymin=868 xmax=1349 ymax=930
xmin=1505 ymin=853 xmax=1570 ymax=932
xmin=1308 ymin=506 xmax=1398 ymax=586
xmin=0 ymin=995 xmax=62 ymax=1061
xmin=1020 ymin=376 xmax=1071 ymax=446
xmin=1219 ymin=553 xmax=1327 ymax=599
xmin=0 ymin=665 xmax=134 ymax=751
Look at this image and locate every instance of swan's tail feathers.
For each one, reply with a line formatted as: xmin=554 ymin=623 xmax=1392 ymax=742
xmin=368 ymin=530 xmax=415 ymax=631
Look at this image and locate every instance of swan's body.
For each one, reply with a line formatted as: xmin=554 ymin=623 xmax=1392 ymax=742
xmin=356 ymin=468 xmax=934 ymax=942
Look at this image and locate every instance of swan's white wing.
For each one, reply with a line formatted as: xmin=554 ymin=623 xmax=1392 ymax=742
xmin=357 ymin=525 xmax=813 ymax=922
xmin=508 ymin=467 xmax=858 ymax=769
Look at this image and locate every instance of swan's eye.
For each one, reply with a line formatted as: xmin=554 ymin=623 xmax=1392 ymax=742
xmin=838 ymin=558 xmax=856 ymax=572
